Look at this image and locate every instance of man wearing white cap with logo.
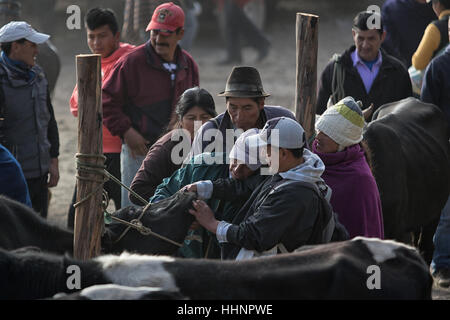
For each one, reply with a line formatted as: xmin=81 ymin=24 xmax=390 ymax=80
xmin=0 ymin=21 xmax=59 ymax=218
xmin=185 ymin=117 xmax=348 ymax=260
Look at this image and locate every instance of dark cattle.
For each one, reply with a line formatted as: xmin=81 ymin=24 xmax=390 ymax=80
xmin=102 ymin=191 xmax=197 ymax=255
xmin=0 ymin=195 xmax=73 ymax=254
xmin=364 ymin=97 xmax=450 ymax=263
xmin=36 ymin=41 xmax=61 ymax=96
xmin=0 ymin=191 xmax=196 ymax=256
xmin=0 ymin=237 xmax=432 ymax=300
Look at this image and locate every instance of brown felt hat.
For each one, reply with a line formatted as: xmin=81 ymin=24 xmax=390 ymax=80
xmin=218 ymin=66 xmax=270 ymax=98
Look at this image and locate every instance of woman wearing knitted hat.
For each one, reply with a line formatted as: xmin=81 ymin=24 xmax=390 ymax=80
xmin=313 ymin=96 xmax=384 ymax=239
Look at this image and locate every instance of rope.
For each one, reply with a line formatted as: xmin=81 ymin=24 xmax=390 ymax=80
xmin=73 ymin=153 xmax=107 ymax=208
xmin=330 ymin=53 xmax=345 ymax=105
xmin=74 ymin=152 xmax=182 ymax=248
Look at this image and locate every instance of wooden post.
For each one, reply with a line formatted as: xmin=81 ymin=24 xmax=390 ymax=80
xmin=294 ymin=13 xmax=319 ymax=142
xmin=74 ymin=54 xmax=104 ymax=260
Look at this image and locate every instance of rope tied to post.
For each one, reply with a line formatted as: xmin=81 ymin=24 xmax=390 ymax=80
xmin=75 ymin=152 xmax=182 ymax=248
xmin=73 ymin=153 xmax=108 ymax=208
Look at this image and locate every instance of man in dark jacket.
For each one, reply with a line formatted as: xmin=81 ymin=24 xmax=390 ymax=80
xmin=316 ymin=11 xmax=412 ymax=117
xmin=0 ymin=21 xmax=59 ymax=218
xmin=102 ymin=2 xmax=199 ymax=208
xmin=420 ymin=18 xmax=450 ymax=288
xmin=186 ymin=117 xmax=344 ymax=260
xmin=381 ymin=0 xmax=436 ymax=67
xmin=189 ymin=66 xmax=295 ymax=160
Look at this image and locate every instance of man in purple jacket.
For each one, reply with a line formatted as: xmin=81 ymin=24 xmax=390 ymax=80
xmin=102 ymin=2 xmax=199 ymax=208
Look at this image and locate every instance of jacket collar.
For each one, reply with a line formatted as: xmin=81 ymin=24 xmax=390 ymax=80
xmin=340 ymin=45 xmax=398 ymax=71
xmin=0 ymin=52 xmax=40 ymax=86
xmin=144 ymin=41 xmax=188 ymax=71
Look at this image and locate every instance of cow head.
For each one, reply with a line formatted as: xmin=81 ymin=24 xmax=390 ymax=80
xmin=101 ymin=191 xmax=197 ymax=256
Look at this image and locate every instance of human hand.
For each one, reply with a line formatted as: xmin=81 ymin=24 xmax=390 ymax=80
xmin=123 ymin=127 xmax=149 ymax=158
xmin=47 ymin=158 xmax=59 ymax=188
xmin=188 ymin=200 xmax=219 ymax=234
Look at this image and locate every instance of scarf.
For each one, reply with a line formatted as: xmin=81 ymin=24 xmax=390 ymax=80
xmin=312 ymin=141 xmax=384 ymax=239
xmin=0 ymin=51 xmax=36 ymax=82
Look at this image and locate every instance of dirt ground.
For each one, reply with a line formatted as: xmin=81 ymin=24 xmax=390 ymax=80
xmin=17 ymin=0 xmax=449 ymax=299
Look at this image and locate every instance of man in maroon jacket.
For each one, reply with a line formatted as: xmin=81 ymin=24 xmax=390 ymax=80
xmin=102 ymin=2 xmax=199 ymax=208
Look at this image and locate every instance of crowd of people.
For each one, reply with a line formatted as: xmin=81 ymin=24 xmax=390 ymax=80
xmin=0 ymin=0 xmax=449 ymax=289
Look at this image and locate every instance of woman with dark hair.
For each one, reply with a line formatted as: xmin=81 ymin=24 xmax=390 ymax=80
xmin=312 ymin=97 xmax=384 ymax=239
xmin=129 ymin=87 xmax=217 ymax=205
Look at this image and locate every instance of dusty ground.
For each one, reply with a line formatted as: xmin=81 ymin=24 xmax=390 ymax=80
xmin=19 ymin=0 xmax=449 ymax=299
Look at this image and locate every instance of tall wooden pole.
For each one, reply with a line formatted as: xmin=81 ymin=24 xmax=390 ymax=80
xmin=294 ymin=13 xmax=319 ymax=143
xmin=74 ymin=54 xmax=104 ymax=260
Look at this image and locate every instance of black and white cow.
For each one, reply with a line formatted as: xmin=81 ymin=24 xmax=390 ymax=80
xmin=0 ymin=191 xmax=196 ymax=256
xmin=364 ymin=97 xmax=450 ymax=263
xmin=0 ymin=237 xmax=432 ymax=300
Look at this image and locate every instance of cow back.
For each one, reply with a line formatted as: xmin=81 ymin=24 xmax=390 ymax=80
xmin=364 ymin=97 xmax=450 ymax=238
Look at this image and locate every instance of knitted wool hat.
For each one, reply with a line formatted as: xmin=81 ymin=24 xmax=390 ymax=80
xmin=315 ymin=96 xmax=365 ymax=149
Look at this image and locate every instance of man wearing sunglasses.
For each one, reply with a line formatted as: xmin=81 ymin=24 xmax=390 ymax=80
xmin=102 ymin=2 xmax=199 ymax=208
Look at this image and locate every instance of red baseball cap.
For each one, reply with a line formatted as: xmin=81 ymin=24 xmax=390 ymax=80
xmin=146 ymin=2 xmax=185 ymax=35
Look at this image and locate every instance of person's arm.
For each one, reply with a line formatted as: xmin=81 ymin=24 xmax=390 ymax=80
xmin=420 ymin=61 xmax=441 ymax=107
xmin=102 ymin=61 xmax=149 ymax=157
xmin=412 ymin=23 xmax=441 ymax=70
xmin=191 ymin=185 xmax=317 ymax=253
xmin=150 ymin=165 xmax=193 ymax=203
xmin=129 ymin=141 xmax=177 ymax=205
xmin=46 ymin=89 xmax=59 ymax=187
xmin=399 ymin=64 xmax=413 ymax=99
xmin=211 ymin=174 xmax=262 ymax=201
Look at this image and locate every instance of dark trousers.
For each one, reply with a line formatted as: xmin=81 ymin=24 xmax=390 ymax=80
xmin=26 ymin=174 xmax=49 ymax=218
xmin=223 ymin=0 xmax=270 ymax=61
xmin=67 ymin=153 xmax=121 ymax=229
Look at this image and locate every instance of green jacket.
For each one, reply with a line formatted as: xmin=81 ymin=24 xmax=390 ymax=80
xmin=150 ymin=152 xmax=241 ymax=258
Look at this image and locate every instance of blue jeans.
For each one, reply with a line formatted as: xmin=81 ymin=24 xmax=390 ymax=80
xmin=120 ymin=144 xmax=145 ymax=208
xmin=431 ymin=195 xmax=450 ymax=273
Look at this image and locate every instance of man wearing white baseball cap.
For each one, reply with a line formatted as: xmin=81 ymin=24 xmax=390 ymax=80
xmin=0 ymin=21 xmax=59 ymax=218
xmin=185 ymin=117 xmax=348 ymax=260
xmin=0 ymin=21 xmax=49 ymax=44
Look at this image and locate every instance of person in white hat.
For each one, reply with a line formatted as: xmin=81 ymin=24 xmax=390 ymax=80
xmin=184 ymin=117 xmax=348 ymax=260
xmin=149 ymin=128 xmax=262 ymax=259
xmin=0 ymin=21 xmax=59 ymax=218
xmin=313 ymin=96 xmax=384 ymax=239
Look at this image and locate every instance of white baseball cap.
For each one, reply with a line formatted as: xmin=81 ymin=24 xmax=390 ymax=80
xmin=0 ymin=21 xmax=50 ymax=44
xmin=229 ymin=128 xmax=262 ymax=171
xmin=247 ymin=117 xmax=306 ymax=149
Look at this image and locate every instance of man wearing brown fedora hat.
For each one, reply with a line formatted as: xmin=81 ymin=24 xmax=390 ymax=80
xmin=189 ymin=66 xmax=295 ymax=159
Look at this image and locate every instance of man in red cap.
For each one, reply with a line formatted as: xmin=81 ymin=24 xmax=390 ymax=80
xmin=102 ymin=2 xmax=199 ymax=208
